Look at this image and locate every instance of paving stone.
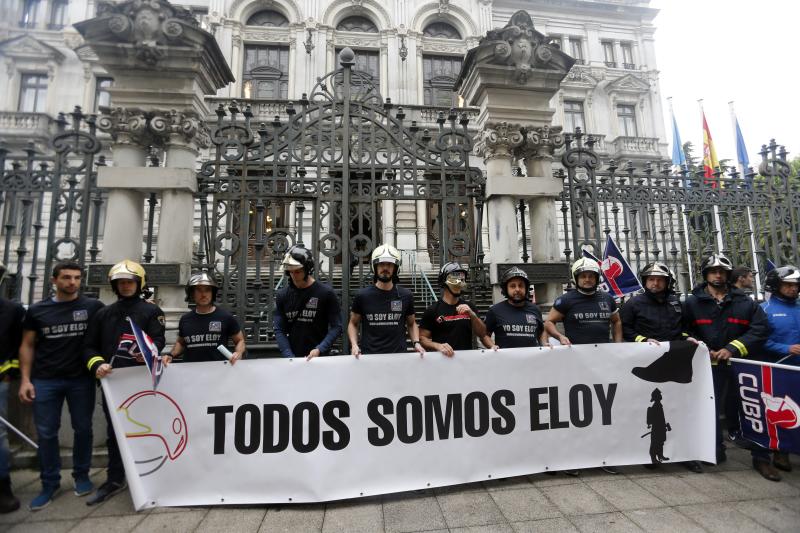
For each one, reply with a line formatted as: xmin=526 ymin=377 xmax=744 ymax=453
xmin=632 ymin=475 xmax=713 ymax=506
xmin=777 ymin=495 xmax=800 ymax=513
xmin=489 ymin=487 xmax=561 ymax=522
xmin=6 ymin=520 xmax=78 ymax=533
xmin=436 ymin=490 xmax=506 ymax=528
xmin=9 ymin=469 xmax=41 ymax=491
xmin=382 ymin=493 xmax=446 ymax=533
xmin=720 ymin=469 xmax=800 ymax=498
xmin=734 ymin=498 xmax=800 ymax=533
xmin=25 ymin=488 xmax=96 ymax=522
xmin=130 ymin=510 xmax=207 ymax=532
xmin=539 ymin=483 xmax=614 ymax=516
xmin=195 ymin=508 xmax=267 ymax=533
xmin=569 ymin=511 xmax=643 ymax=533
xmin=321 ymin=500 xmax=383 ymax=533
xmin=259 ymin=505 xmax=324 ymax=533
xmin=676 ymin=503 xmax=773 ymax=533
xmin=66 ymin=514 xmax=145 ymax=533
xmin=585 ymin=479 xmax=665 ymax=511
xmin=87 ymin=490 xmax=142 ymax=517
xmin=483 ymin=475 xmax=533 ymax=492
xmin=623 ymin=507 xmax=705 ymax=533
xmin=0 ymin=500 xmax=30 ymax=525
xmin=449 ymin=524 xmax=515 ymax=532
xmin=677 ymin=472 xmax=751 ymax=502
xmin=510 ymin=517 xmax=579 ymax=533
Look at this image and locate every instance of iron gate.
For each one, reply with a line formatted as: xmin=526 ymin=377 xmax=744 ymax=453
xmin=196 ymin=49 xmax=485 ymax=346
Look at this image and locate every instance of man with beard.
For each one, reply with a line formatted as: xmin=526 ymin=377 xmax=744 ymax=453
xmin=166 ymin=272 xmax=245 ymax=365
xmin=83 ymin=260 xmax=166 ymax=504
xmin=684 ymin=254 xmax=770 ymax=477
xmin=420 ymin=262 xmax=487 ymax=356
xmin=348 ymin=244 xmax=425 ymax=357
xmin=619 ymin=261 xmax=703 ymax=473
xmin=273 ymin=245 xmax=341 ymax=359
xmin=481 ymin=267 xmax=544 ymax=349
xmin=759 ymin=265 xmax=800 ymax=475
xmin=18 ymin=261 xmax=104 ymax=510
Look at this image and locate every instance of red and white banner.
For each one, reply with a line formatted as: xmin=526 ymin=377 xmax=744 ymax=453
xmin=102 ymin=341 xmax=715 ymax=509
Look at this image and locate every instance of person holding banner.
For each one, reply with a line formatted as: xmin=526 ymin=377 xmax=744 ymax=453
xmin=0 ymin=261 xmax=24 ymax=513
xmin=759 ymin=265 xmax=800 ymax=474
xmin=420 ymin=262 xmax=487 ymax=356
xmin=544 ymin=258 xmax=622 ymax=346
xmin=619 ymin=262 xmax=703 ymax=473
xmin=683 ymin=254 xmax=771 ymax=477
xmin=349 ymin=244 xmax=425 ymax=357
xmin=83 ymin=260 xmax=166 ymax=505
xmin=481 ymin=267 xmax=544 ymax=349
xmin=165 ymin=272 xmax=246 ymax=365
xmin=273 ymin=245 xmax=342 ymax=360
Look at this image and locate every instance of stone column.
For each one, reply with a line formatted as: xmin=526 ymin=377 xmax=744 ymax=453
xmin=415 ymin=200 xmax=432 ymax=269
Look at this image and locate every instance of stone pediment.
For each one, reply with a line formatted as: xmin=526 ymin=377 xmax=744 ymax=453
xmin=606 ymin=73 xmax=650 ymax=94
xmin=563 ymin=65 xmax=600 ymax=88
xmin=0 ymin=34 xmax=65 ymax=62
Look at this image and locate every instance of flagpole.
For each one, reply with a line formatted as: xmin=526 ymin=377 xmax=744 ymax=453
xmin=729 ymin=101 xmax=762 ymax=298
xmin=699 ymin=99 xmax=725 ymax=254
xmin=668 ymin=97 xmax=695 ymax=290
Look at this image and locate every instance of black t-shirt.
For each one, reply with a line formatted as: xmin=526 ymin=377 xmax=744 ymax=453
xmin=275 ymin=281 xmax=341 ymax=357
xmin=485 ymin=300 xmax=544 ymax=348
xmin=178 ymin=307 xmax=241 ymax=363
xmin=23 ymin=296 xmax=104 ymax=379
xmin=0 ymin=298 xmax=25 ymax=364
xmin=553 ymin=289 xmax=617 ymax=345
xmin=351 ymin=284 xmax=415 ymax=354
xmin=420 ymin=299 xmax=479 ymax=351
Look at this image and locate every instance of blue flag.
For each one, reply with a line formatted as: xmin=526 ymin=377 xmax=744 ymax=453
xmin=600 ymin=235 xmax=643 ymax=297
xmin=671 ymin=113 xmax=686 ymax=168
xmin=127 ymin=317 xmax=164 ymax=390
xmin=731 ymin=359 xmax=800 ymax=455
xmin=766 ymin=259 xmax=777 ymax=273
xmin=734 ymin=116 xmax=751 ymax=188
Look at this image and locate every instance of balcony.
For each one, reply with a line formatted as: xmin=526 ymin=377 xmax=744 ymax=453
xmin=604 ymin=61 xmax=617 ymax=68
xmin=610 ymin=136 xmax=662 ymax=159
xmin=623 ymin=63 xmax=636 ymax=70
xmin=0 ymin=112 xmax=53 ymax=151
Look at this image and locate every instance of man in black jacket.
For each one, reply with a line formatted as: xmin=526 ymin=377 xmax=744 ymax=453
xmin=0 ymin=261 xmax=23 ymax=512
xmin=683 ymin=254 xmax=771 ymax=478
xmin=83 ymin=260 xmax=166 ymax=504
xmin=620 ymin=261 xmax=703 ymax=473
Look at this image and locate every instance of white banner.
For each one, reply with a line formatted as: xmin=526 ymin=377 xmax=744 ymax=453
xmin=101 ymin=341 xmax=715 ymax=510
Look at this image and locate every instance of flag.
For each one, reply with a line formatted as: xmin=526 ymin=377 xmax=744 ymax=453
xmin=766 ymin=259 xmax=777 ymax=273
xmin=581 ymin=248 xmax=610 ymax=293
xmin=731 ymin=359 xmax=800 ymax=455
xmin=702 ymin=110 xmax=720 ymax=187
xmin=670 ymin=110 xmax=686 ymax=169
xmin=600 ymin=235 xmax=643 ymax=297
xmin=126 ymin=317 xmax=164 ymax=390
xmin=730 ymin=103 xmax=752 ymax=188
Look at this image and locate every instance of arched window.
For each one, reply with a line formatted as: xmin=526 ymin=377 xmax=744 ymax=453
xmin=423 ymin=22 xmax=461 ymax=40
xmin=245 ymin=9 xmax=289 ymax=27
xmin=336 ymin=16 xmax=378 ymax=33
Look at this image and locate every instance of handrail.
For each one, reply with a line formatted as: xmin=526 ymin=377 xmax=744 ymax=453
xmin=418 ymin=269 xmax=438 ymax=307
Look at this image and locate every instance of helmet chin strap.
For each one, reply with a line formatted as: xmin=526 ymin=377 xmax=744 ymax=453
xmin=576 ymin=285 xmax=597 ymax=295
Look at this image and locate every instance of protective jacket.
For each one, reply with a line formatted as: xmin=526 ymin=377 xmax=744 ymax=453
xmin=0 ymin=298 xmax=23 ymax=378
xmin=760 ymin=295 xmax=800 ymax=360
xmin=620 ymin=291 xmax=684 ymax=342
xmin=83 ymin=296 xmax=165 ymax=375
xmin=683 ymin=283 xmax=769 ymax=362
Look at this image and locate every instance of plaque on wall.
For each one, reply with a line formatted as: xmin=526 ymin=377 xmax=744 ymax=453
xmin=87 ymin=263 xmax=182 ymax=286
xmin=496 ymin=263 xmax=569 ymax=284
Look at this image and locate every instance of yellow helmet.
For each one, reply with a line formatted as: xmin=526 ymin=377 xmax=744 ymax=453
xmin=108 ymin=260 xmax=146 ymax=290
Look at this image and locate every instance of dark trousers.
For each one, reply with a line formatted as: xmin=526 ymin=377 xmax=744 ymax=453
xmin=101 ymin=394 xmax=125 ymax=483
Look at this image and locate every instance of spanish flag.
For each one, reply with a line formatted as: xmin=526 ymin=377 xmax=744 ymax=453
xmin=702 ymin=111 xmax=719 ymax=187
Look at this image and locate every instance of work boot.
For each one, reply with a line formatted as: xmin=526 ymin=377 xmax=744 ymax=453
xmin=753 ymin=459 xmax=781 ymax=482
xmin=773 ymin=452 xmax=792 ymax=472
xmin=0 ymin=477 xmax=20 ymax=514
xmin=86 ymin=480 xmax=127 ymax=506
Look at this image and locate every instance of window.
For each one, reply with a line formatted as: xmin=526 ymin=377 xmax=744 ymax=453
xmin=423 ymin=55 xmax=463 ymax=107
xmin=20 ymin=0 xmax=40 ymax=28
xmin=549 ymin=35 xmax=563 ymax=50
xmin=94 ymin=77 xmax=113 ymax=111
xmin=245 ymin=9 xmax=289 ymax=27
xmin=18 ymin=73 xmax=48 ymax=112
xmin=336 ymin=16 xmax=378 ymax=33
xmin=563 ymin=101 xmax=585 ymax=133
xmin=601 ymin=41 xmax=616 ymax=67
xmin=617 ymin=105 xmax=638 ymax=137
xmin=423 ymin=22 xmax=461 ymax=40
xmin=242 ymin=45 xmax=290 ymax=99
xmin=621 ymin=43 xmax=634 ymax=69
xmin=569 ymin=38 xmax=584 ymax=64
xmin=335 ymin=48 xmax=380 ymax=93
xmin=48 ymin=0 xmax=67 ymax=29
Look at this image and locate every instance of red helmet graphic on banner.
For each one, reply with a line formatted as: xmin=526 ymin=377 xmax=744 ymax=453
xmin=761 ymin=392 xmax=800 ymax=430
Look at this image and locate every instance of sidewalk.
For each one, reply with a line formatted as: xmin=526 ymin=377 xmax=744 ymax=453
xmin=0 ymin=446 xmax=798 ymax=532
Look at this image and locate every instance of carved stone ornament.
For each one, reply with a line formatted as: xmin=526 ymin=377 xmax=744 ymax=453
xmin=518 ymin=125 xmax=565 ymax=160
xmin=94 ymin=0 xmax=199 ymax=65
xmin=97 ymin=107 xmax=210 ymax=149
xmin=474 ymin=122 xmax=524 ymax=161
xmin=461 ymin=10 xmax=575 ymax=84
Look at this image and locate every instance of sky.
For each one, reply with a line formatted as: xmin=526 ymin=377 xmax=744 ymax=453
xmin=651 ymin=0 xmax=800 ymax=169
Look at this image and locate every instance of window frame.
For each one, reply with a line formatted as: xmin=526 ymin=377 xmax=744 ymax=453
xmin=94 ymin=76 xmax=113 ymax=111
xmin=17 ymin=72 xmax=48 ymax=113
xmin=242 ymin=44 xmax=291 ymax=100
xmin=601 ymin=41 xmax=616 ymax=67
xmin=620 ymin=42 xmax=635 ymax=69
xmin=422 ymin=54 xmax=463 ymax=107
xmin=48 ymin=0 xmax=68 ymax=30
xmin=616 ymin=104 xmax=638 ymax=137
xmin=20 ymin=0 xmax=40 ymax=28
xmin=563 ymin=100 xmax=586 ymax=134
